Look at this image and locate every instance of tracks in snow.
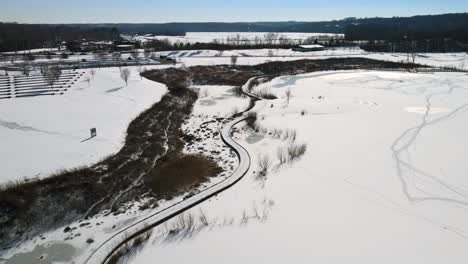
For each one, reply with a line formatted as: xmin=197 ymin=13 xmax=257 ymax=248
xmin=391 ymin=81 xmax=468 ymax=206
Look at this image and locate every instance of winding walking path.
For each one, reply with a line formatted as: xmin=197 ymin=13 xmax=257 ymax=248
xmin=84 ymin=115 xmax=252 ymax=264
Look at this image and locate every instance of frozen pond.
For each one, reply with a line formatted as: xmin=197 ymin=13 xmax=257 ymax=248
xmin=130 ymin=70 xmax=468 ymax=264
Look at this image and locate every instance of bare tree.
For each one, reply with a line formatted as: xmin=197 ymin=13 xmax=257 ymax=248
xmin=90 ymin=69 xmax=96 ymax=79
xmin=94 ymin=53 xmax=108 ymax=67
xmin=285 ymin=88 xmax=292 ymax=106
xmin=411 ymin=52 xmax=417 ymax=64
xmin=230 ymin=55 xmax=238 ymax=67
xmin=264 ymin=33 xmax=279 ymax=46
xmin=120 ymin=68 xmax=131 ymax=86
xmin=42 ymin=65 xmax=62 ymax=88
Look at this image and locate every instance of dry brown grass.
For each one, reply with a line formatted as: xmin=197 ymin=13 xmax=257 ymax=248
xmin=148 ymin=154 xmax=222 ymax=198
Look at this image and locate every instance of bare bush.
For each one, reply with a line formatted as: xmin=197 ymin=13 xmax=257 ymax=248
xmin=198 ymin=209 xmax=209 ymax=227
xmin=285 ymin=88 xmax=292 ymax=106
xmin=276 ymin=142 xmax=307 ymax=165
xmin=257 ymin=154 xmax=272 ymax=177
xmin=254 ymin=89 xmax=277 ymax=99
xmin=245 ymin=111 xmax=258 ymax=129
xmin=282 ymin=129 xmax=297 ymax=141
xmin=287 ymin=143 xmax=307 ymax=162
xmin=276 ymin=148 xmax=288 ymax=165
xmin=41 ymin=65 xmax=61 ymax=88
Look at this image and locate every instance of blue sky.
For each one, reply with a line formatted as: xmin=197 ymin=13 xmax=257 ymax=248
xmin=2 ymin=0 xmax=468 ymax=23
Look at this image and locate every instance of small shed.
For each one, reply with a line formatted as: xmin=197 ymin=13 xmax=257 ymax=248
xmin=292 ymin=44 xmax=325 ymax=52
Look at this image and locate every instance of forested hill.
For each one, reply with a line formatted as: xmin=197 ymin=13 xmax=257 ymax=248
xmin=1 ymin=13 xmax=468 ymax=52
xmin=69 ymin=13 xmax=468 ymax=38
xmin=345 ymin=13 xmax=468 ymax=42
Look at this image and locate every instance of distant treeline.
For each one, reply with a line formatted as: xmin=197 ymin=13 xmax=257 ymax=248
xmin=344 ymin=13 xmax=468 ymax=49
xmin=2 ymin=13 xmax=468 ymax=53
xmin=79 ymin=21 xmax=346 ymax=35
xmin=0 ymin=23 xmax=119 ymax=52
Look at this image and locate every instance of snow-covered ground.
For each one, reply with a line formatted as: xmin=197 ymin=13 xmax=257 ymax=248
xmin=130 ymin=32 xmax=344 ymax=44
xmin=0 ymin=66 xmax=167 ymax=184
xmin=0 ymin=82 xmax=252 ymax=264
xmin=167 ymin=48 xmax=467 ymax=69
xmin=2 ymin=49 xmax=468 ymax=263
xmin=130 ymin=70 xmax=468 ymax=264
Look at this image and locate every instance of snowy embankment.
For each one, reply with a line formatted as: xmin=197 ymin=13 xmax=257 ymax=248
xmin=0 ymin=67 xmax=167 ymax=184
xmin=130 ymin=70 xmax=468 ymax=264
xmin=155 ymin=47 xmax=467 ymax=69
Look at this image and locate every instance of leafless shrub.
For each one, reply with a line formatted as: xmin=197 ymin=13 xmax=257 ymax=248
xmin=254 ymin=88 xmax=277 ymax=99
xmin=282 ymin=129 xmax=297 ymax=141
xmin=240 ymin=211 xmax=249 ymax=225
xmin=287 ymin=143 xmax=307 ymax=162
xmin=285 ymin=88 xmax=292 ymax=106
xmin=245 ymin=111 xmax=258 ymax=129
xmin=257 ymin=154 xmax=272 ymax=177
xmin=198 ymin=209 xmax=209 ymax=227
xmin=276 ymin=148 xmax=288 ymax=165
xmin=41 ymin=65 xmax=61 ymax=88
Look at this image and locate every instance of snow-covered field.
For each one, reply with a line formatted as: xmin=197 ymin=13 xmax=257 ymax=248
xmin=130 ymin=70 xmax=468 ymax=264
xmin=165 ymin=48 xmax=467 ymax=69
xmin=0 ymin=66 xmax=167 ymax=184
xmin=2 ymin=50 xmax=468 ymax=263
xmin=131 ymin=32 xmax=344 ymax=44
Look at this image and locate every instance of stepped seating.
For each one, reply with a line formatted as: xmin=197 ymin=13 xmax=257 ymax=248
xmin=0 ymin=71 xmax=83 ymax=100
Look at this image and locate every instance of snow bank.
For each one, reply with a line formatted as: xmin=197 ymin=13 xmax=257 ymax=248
xmin=0 ymin=67 xmax=167 ymax=184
